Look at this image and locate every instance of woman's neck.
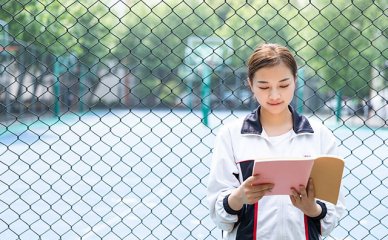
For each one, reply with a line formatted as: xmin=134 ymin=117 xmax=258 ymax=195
xmin=260 ymin=107 xmax=293 ymax=136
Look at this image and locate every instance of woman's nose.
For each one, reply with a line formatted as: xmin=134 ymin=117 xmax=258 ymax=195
xmin=269 ymin=89 xmax=280 ymax=100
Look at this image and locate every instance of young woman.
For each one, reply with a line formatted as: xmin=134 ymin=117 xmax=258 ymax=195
xmin=207 ymin=43 xmax=345 ymax=239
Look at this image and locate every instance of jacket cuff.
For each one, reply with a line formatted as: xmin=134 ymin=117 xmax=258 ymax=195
xmin=310 ymin=200 xmax=327 ymax=220
xmin=223 ymin=194 xmax=242 ymax=215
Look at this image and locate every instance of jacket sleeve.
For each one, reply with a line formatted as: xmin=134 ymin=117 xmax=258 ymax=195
xmin=207 ymin=124 xmax=242 ymax=232
xmin=318 ymin=125 xmax=346 ymax=236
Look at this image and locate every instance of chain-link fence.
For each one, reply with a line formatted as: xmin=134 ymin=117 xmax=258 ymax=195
xmin=0 ymin=0 xmax=387 ymax=239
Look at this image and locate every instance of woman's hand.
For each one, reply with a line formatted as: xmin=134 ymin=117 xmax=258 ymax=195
xmin=228 ymin=175 xmax=274 ymax=211
xmin=290 ymin=178 xmax=322 ymax=217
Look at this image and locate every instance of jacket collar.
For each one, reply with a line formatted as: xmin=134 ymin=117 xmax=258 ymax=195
xmin=241 ymin=105 xmax=314 ymax=135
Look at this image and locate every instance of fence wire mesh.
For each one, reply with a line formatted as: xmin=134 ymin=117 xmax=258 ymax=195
xmin=0 ymin=0 xmax=387 ymax=239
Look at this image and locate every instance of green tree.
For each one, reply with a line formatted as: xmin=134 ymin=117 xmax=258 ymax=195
xmin=118 ymin=0 xmax=207 ymax=107
xmin=0 ymin=0 xmax=119 ymax=106
xmin=295 ymin=0 xmax=387 ymax=99
xmin=2 ymin=0 xmax=385 ymax=109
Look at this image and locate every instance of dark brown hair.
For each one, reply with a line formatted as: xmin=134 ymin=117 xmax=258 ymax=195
xmin=247 ymin=43 xmax=297 ymax=84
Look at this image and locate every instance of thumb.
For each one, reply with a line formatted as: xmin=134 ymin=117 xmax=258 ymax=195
xmin=307 ymin=178 xmax=315 ymax=197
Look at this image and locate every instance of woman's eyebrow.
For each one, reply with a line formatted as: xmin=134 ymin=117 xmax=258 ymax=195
xmin=279 ymin=78 xmax=291 ymax=82
xmin=256 ymin=78 xmax=290 ymax=84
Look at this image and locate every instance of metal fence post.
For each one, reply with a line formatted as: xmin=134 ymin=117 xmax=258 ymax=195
xmin=296 ymin=68 xmax=304 ymax=114
xmin=201 ymin=63 xmax=212 ymax=126
xmin=54 ymin=59 xmax=60 ymax=117
xmin=336 ymin=89 xmax=343 ymax=123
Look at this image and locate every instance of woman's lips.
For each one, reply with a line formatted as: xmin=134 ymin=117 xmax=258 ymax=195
xmin=267 ymin=102 xmax=283 ymax=106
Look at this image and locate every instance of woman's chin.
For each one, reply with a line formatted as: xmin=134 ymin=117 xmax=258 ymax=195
xmin=262 ymin=103 xmax=288 ymax=115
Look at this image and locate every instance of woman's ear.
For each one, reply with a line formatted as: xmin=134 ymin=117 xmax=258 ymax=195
xmin=247 ymin=78 xmax=253 ymax=91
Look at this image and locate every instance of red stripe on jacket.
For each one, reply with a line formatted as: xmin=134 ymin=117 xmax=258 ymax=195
xmin=304 ymin=215 xmax=309 ymax=239
xmin=253 ymin=203 xmax=258 ymax=239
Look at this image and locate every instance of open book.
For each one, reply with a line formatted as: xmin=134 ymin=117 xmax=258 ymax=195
xmin=252 ymin=156 xmax=344 ymax=204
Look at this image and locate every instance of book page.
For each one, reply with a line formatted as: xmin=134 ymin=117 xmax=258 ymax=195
xmin=252 ymin=158 xmax=315 ymax=196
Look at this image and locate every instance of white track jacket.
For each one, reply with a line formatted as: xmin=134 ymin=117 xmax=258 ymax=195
xmin=207 ymin=106 xmax=345 ymax=240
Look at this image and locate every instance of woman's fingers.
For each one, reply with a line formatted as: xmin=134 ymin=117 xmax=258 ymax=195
xmin=306 ymin=178 xmax=315 ymax=198
xmin=243 ymin=176 xmax=274 ymax=203
xmin=251 ymin=183 xmax=274 ymax=193
xmin=299 ymin=185 xmax=308 ymax=199
xmin=291 ymin=188 xmax=302 ymax=201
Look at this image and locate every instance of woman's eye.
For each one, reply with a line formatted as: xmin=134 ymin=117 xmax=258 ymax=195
xmin=258 ymin=86 xmax=269 ymax=90
xmin=280 ymin=85 xmax=289 ymax=88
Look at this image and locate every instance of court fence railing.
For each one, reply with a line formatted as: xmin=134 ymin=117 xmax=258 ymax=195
xmin=0 ymin=1 xmax=387 ymax=239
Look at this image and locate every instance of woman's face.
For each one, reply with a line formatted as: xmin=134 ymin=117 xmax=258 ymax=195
xmin=249 ymin=62 xmax=296 ymax=115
